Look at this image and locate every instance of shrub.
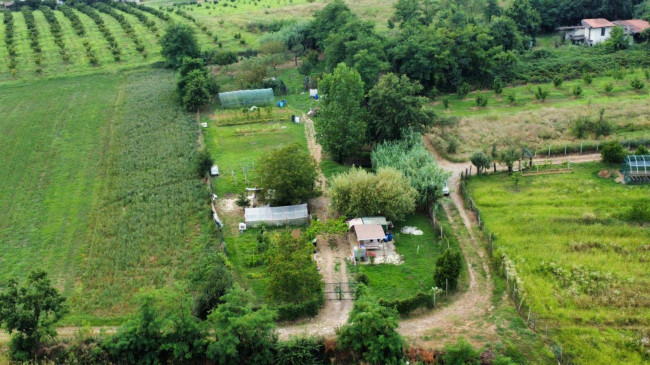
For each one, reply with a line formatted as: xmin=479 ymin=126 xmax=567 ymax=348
xmin=572 ymin=85 xmax=583 ymax=97
xmin=493 ymin=77 xmax=503 ymax=94
xmin=447 ymin=138 xmax=459 ymax=154
xmin=442 ymin=96 xmax=450 ymax=109
xmin=506 ymin=92 xmax=516 ymax=104
xmin=581 ymin=212 xmax=596 ymax=224
xmin=601 ymin=141 xmax=627 ymax=163
xmin=623 ymin=201 xmax=650 ymax=223
xmin=457 ymin=82 xmax=470 ymax=99
xmin=534 ymin=86 xmax=549 ymax=101
xmin=434 ymin=249 xmax=462 ymax=292
xmin=475 ymin=93 xmax=488 ymax=107
xmin=603 ymin=82 xmax=614 ymax=93
xmin=582 ymin=73 xmax=593 ymax=85
xmin=235 ymin=192 xmax=250 ymax=208
xmin=612 ymin=68 xmax=625 ymax=80
xmin=629 ymin=77 xmax=645 ymax=90
xmin=442 ymin=338 xmax=479 ymax=365
xmin=195 ymin=149 xmax=213 ymax=177
xmin=553 ymin=75 xmax=563 ymax=87
xmin=274 ymin=293 xmax=323 ymax=321
xmin=275 ymin=336 xmax=325 ymax=365
xmin=635 ymin=145 xmax=649 ymax=155
xmin=379 ymin=292 xmax=434 ymax=316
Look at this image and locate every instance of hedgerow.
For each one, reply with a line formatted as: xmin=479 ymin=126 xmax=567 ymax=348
xmin=379 ymin=292 xmax=434 ymax=317
xmin=39 ymin=6 xmax=70 ymax=62
xmin=2 ymin=9 xmax=17 ymax=72
xmin=93 ymin=2 xmax=147 ymax=57
xmin=21 ymin=6 xmax=42 ymax=67
xmin=132 ymin=2 xmax=170 ymax=22
xmin=58 ymin=5 xmax=85 ymax=36
xmin=73 ymin=2 xmax=121 ymax=61
xmin=111 ymin=2 xmax=158 ymax=35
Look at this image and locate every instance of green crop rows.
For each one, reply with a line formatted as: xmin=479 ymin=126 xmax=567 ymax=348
xmin=0 ymin=69 xmax=218 ymax=324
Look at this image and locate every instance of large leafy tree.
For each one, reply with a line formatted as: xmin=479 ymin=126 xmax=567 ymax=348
xmin=309 ymin=0 xmax=355 ymax=50
xmin=258 ymin=143 xmax=318 ymax=206
xmin=470 ymin=150 xmax=493 ymax=174
xmin=266 ymin=232 xmax=323 ymax=304
xmin=316 ymin=63 xmax=367 ymax=163
xmin=367 ymin=73 xmax=435 ymax=142
xmin=160 ymin=23 xmax=200 ymax=68
xmin=329 ymin=167 xmax=417 ymax=222
xmin=489 ymin=16 xmax=525 ymax=51
xmin=505 ymin=0 xmax=541 ymax=38
xmin=337 ymin=289 xmax=404 ymax=364
xmin=207 ymin=287 xmax=277 ymax=365
xmin=0 ymin=270 xmax=67 ymax=362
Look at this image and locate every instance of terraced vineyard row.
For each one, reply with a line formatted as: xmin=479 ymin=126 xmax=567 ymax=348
xmin=0 ymin=3 xmax=212 ymax=81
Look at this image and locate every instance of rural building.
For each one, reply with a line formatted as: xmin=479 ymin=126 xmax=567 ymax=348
xmin=244 ymin=204 xmax=309 ymax=227
xmin=613 ymin=19 xmax=650 ymax=43
xmin=347 ymin=216 xmax=392 ymax=232
xmin=353 ymin=224 xmax=387 ymax=249
xmin=218 ymin=88 xmax=275 ymax=108
xmin=557 ymin=19 xmax=615 ymax=45
xmin=623 ymin=155 xmax=650 ymax=184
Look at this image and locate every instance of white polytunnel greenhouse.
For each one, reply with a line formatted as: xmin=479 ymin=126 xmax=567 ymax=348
xmin=218 ymin=88 xmax=275 ymax=107
xmin=244 ymin=204 xmax=309 ymax=227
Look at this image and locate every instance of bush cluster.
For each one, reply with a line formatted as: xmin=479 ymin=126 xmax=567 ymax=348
xmin=570 ymin=115 xmax=612 ymax=139
xmin=204 ymin=48 xmax=238 ymax=65
xmin=379 ymin=292 xmax=434 ymax=316
xmin=74 ymin=3 xmax=121 ymax=61
xmin=93 ymin=2 xmax=147 ymax=57
xmin=274 ymin=292 xmax=324 ymax=321
xmin=58 ymin=5 xmax=85 ymax=36
xmin=112 ymin=2 xmax=157 ymax=34
xmin=40 ymin=6 xmax=70 ymax=62
xmin=2 ymin=9 xmax=17 ymax=72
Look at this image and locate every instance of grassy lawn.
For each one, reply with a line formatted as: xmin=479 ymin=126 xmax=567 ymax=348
xmin=427 ymin=70 xmax=650 ymax=160
xmin=466 ymin=162 xmax=650 ymax=364
xmin=353 ymin=213 xmax=464 ymax=301
xmin=203 ymin=117 xmax=308 ymax=197
xmin=0 ymin=69 xmax=218 ymax=324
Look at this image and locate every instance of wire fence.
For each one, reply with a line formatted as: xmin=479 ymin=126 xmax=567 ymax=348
xmin=459 ymin=177 xmax=574 ymax=364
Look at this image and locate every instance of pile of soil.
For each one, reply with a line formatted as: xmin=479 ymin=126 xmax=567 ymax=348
xmin=598 ymin=170 xmax=612 ymax=178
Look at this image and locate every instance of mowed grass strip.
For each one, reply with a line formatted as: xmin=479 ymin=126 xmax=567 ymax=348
xmin=0 ymin=69 xmax=217 ymax=324
xmin=205 ymin=119 xmax=307 ymax=196
xmin=466 ymin=163 xmax=650 ymax=364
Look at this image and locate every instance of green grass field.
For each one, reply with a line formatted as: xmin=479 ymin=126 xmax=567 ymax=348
xmin=0 ymin=68 xmax=218 ymax=324
xmin=428 ymin=70 xmax=650 ymax=161
xmin=353 ymin=213 xmax=465 ymax=301
xmin=204 ymin=118 xmax=308 ymax=197
xmin=466 ymin=163 xmax=650 ymax=364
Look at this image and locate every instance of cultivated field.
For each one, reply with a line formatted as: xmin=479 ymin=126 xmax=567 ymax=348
xmin=427 ymin=71 xmax=650 ymax=161
xmin=0 ymin=3 xmax=215 ymax=81
xmin=465 ymin=163 xmax=650 ymax=364
xmin=0 ymin=69 xmax=217 ymax=324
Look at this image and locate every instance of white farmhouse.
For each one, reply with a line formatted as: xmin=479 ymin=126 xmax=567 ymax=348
xmin=557 ymin=18 xmax=615 ymax=45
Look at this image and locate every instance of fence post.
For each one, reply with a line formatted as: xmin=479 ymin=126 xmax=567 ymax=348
xmin=548 ymin=146 xmax=551 ymax=156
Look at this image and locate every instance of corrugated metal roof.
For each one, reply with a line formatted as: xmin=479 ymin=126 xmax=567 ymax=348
xmin=354 ymin=224 xmax=386 ymax=241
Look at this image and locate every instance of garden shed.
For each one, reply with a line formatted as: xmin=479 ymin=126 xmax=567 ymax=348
xmin=623 ymin=155 xmax=650 ymax=184
xmin=218 ymin=88 xmax=275 ymax=108
xmin=353 ymin=224 xmax=387 ymax=250
xmin=244 ymin=204 xmax=309 ymax=227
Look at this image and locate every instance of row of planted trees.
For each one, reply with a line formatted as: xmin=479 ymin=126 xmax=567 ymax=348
xmin=2 ymin=9 xmax=17 ymax=72
xmin=92 ymin=2 xmax=147 ymax=58
xmin=39 ymin=5 xmax=71 ymax=63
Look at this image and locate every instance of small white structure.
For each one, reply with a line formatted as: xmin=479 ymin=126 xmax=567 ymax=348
xmin=210 ymin=165 xmax=219 ymax=176
xmin=309 ymin=89 xmax=318 ymax=97
xmin=557 ymin=18 xmax=615 ymax=45
xmin=244 ymin=204 xmax=309 ymax=227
